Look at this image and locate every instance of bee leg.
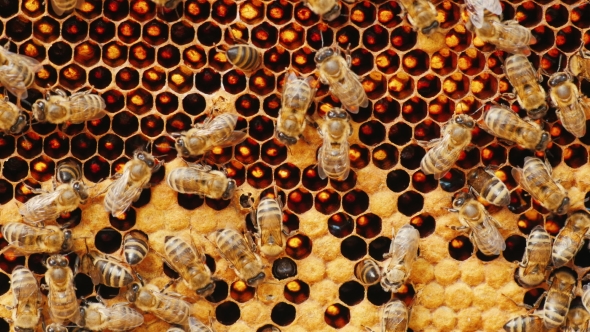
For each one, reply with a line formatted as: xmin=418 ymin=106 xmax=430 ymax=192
xmin=245 ymin=231 xmax=258 ymax=252
xmin=446 ymin=224 xmax=469 ymax=232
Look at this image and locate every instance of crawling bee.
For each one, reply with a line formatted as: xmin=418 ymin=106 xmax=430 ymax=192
xmin=420 ymin=114 xmax=475 ymax=179
xmin=481 ymin=104 xmax=550 ymax=152
xmin=464 ymin=0 xmax=502 ymax=29
xmin=317 ymin=107 xmax=353 ymax=181
xmin=214 ymin=228 xmax=266 ymax=287
xmin=104 ymin=150 xmax=162 ymax=218
xmin=471 ymin=12 xmax=535 ymax=56
xmin=504 ymin=54 xmax=548 ymax=119
xmin=380 ymin=224 xmax=420 ymax=292
xmin=0 ymin=42 xmax=42 ymax=99
xmin=570 ymin=48 xmax=590 ymax=82
xmin=167 ymin=328 xmax=184 ymax=332
xmin=225 ymin=44 xmax=262 ymax=72
xmin=78 ymin=250 xmax=134 ymax=288
xmin=0 ymin=95 xmax=27 ymax=134
xmin=276 ymin=72 xmax=317 ymax=145
xmin=552 ymin=211 xmax=590 ymax=268
xmin=253 ymin=190 xmax=288 ymax=259
xmin=78 ymin=301 xmax=144 ymax=332
xmin=126 ymin=277 xmax=191 ymax=326
xmin=0 ymin=222 xmax=73 ymax=256
xmin=166 ymin=164 xmax=237 ymax=200
xmin=354 ymin=258 xmax=381 ymax=286
xmin=32 ymin=88 xmax=106 ymax=125
xmin=45 ymin=324 xmax=68 ymax=332
xmin=503 ymin=315 xmax=545 ymax=332
xmin=467 ymin=166 xmax=510 ymax=207
xmin=49 ymin=0 xmax=83 ymax=15
xmin=379 ymin=299 xmax=409 ymax=332
xmin=164 ymin=235 xmax=215 ymax=296
xmin=150 ymin=0 xmax=183 ymax=9
xmin=56 ymin=160 xmax=83 ymax=184
xmin=7 ymin=266 xmax=42 ymax=332
xmin=122 ymin=230 xmax=150 ymax=266
xmin=563 ymin=300 xmax=590 ymax=332
xmin=512 ymin=157 xmax=570 ymax=215
xmin=19 ymin=181 xmax=89 ymax=225
xmin=548 ymin=71 xmax=589 ymax=138
xmin=303 ymin=0 xmax=356 ymax=21
xmin=398 ymin=0 xmax=439 ymax=34
xmin=449 ymin=192 xmax=505 ymax=256
xmin=531 ymin=268 xmax=577 ymax=329
xmin=516 ymin=225 xmax=551 ymax=288
xmin=45 ymin=255 xmax=80 ymax=325
xmin=315 ymin=47 xmax=369 ymax=114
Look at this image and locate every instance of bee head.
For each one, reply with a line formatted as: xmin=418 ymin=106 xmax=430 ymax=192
xmin=126 ymin=282 xmax=142 ymax=302
xmin=10 ymin=112 xmax=27 ymax=134
xmin=421 ymin=20 xmax=439 ymax=35
xmin=452 ymin=192 xmax=472 ymax=209
xmin=556 ymin=196 xmax=570 ymax=215
xmin=136 ymin=151 xmax=162 ymax=171
xmin=454 ymin=114 xmax=475 ymax=128
xmin=246 ymin=271 xmax=266 ymax=287
xmin=14 ymin=328 xmax=35 ymax=332
xmin=276 ymin=131 xmax=298 ymax=145
xmin=466 ymin=167 xmax=482 ymax=185
xmin=327 ymin=108 xmax=348 ymax=120
xmin=73 ymin=181 xmax=89 ymax=201
xmin=61 ymin=229 xmax=73 ymax=251
xmin=174 ymin=137 xmax=191 ymax=157
xmin=32 ymin=100 xmax=47 ymax=121
xmin=548 ymin=72 xmax=570 ymax=87
xmin=527 ymin=104 xmax=548 ymax=120
xmin=535 ymin=132 xmax=550 ymax=151
xmin=222 ymin=179 xmax=237 ymax=200
xmin=314 ymin=47 xmax=334 ymax=64
xmin=322 ymin=3 xmax=342 ymax=22
xmin=196 ymin=281 xmax=216 ymax=297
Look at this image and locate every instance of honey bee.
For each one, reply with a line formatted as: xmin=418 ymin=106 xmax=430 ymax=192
xmin=516 ymin=225 xmax=551 ymax=288
xmin=380 ymin=224 xmax=420 ymax=292
xmin=398 ymin=0 xmax=440 ymax=34
xmin=163 ymin=235 xmax=215 ymax=296
xmin=150 ymin=0 xmax=183 ymax=9
xmin=303 ymin=0 xmax=354 ymax=21
xmin=420 ymin=114 xmax=475 ymax=180
xmin=471 ymin=13 xmax=535 ymax=56
xmin=104 ymin=150 xmax=162 ymax=218
xmin=122 ymin=230 xmax=150 ymax=266
xmin=0 ymin=42 xmax=42 ymax=99
xmin=19 ymin=181 xmax=89 ymax=225
xmin=32 ymin=88 xmax=106 ymax=125
xmin=317 ymin=107 xmax=353 ymax=181
xmin=78 ymin=250 xmax=134 ymax=288
xmin=569 ymin=48 xmax=590 ymax=82
xmin=448 ymin=192 xmax=505 ymax=256
xmin=551 ymin=211 xmax=590 ymax=268
xmin=167 ymin=328 xmax=184 ymax=332
xmin=78 ymin=301 xmax=144 ymax=332
xmin=354 ymin=258 xmax=381 ymax=286
xmin=481 ymin=104 xmax=551 ymax=152
xmin=464 ymin=0 xmax=502 ymax=29
xmin=126 ymin=277 xmax=191 ymax=326
xmin=315 ymin=47 xmax=369 ymax=114
xmin=49 ymin=0 xmax=83 ymax=16
xmin=503 ymin=315 xmax=545 ymax=332
xmin=563 ymin=301 xmax=590 ymax=332
xmin=0 ymin=95 xmax=27 ymax=134
xmin=548 ymin=71 xmax=589 ymax=138
xmin=511 ymin=157 xmax=570 ymax=215
xmin=535 ymin=268 xmax=577 ymax=329
xmin=225 ymin=45 xmax=262 ymax=72
xmin=276 ymin=72 xmax=317 ymax=145
xmin=45 ymin=255 xmax=80 ymax=325
xmin=254 ymin=191 xmax=288 ymax=259
xmin=504 ymin=54 xmax=548 ymax=119
xmin=466 ymin=166 xmax=510 ymax=207
xmin=166 ymin=164 xmax=237 ymax=200
xmin=7 ymin=266 xmax=42 ymax=332
xmin=188 ymin=316 xmax=215 ymax=332
xmin=0 ymin=222 xmax=73 ymax=256
xmin=56 ymin=160 xmax=83 ymax=185
xmin=214 ymin=228 xmax=266 ymax=287
xmin=45 ymin=323 xmax=68 ymax=332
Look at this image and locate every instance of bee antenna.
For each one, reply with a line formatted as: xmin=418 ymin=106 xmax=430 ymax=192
xmin=320 ymin=28 xmax=324 ymax=48
xmin=557 ymin=53 xmax=563 ymax=72
xmin=545 ymin=149 xmax=555 ymax=159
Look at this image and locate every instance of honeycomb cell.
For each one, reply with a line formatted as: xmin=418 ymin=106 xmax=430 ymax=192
xmin=129 ymin=0 xmax=156 ymax=21
xmin=48 ymin=41 xmax=73 ymax=66
xmin=574 ymin=240 xmax=590 ymax=268
xmin=439 ymin=169 xmax=466 ymax=192
xmin=545 ymin=4 xmax=568 ymax=28
xmin=456 ymin=148 xmax=480 ymax=170
xmin=116 ymin=68 xmax=141 ymax=90
xmin=563 ymin=144 xmax=587 ymax=168
xmin=33 ymin=16 xmax=59 ymax=43
xmin=517 ymin=210 xmax=544 ymax=234
xmin=273 ymin=163 xmax=300 ymax=189
xmin=324 ymin=303 xmax=350 ymax=329
xmin=6 ymin=16 xmax=32 ymax=42
xmin=267 ymin=0 xmax=293 ymax=25
xmin=556 ymin=27 xmax=583 ymax=53
xmin=74 ymin=273 xmax=94 ymax=299
xmin=386 ymin=169 xmax=410 ymax=193
xmin=328 ymin=212 xmax=354 ymax=238
xmin=157 ymin=44 xmax=181 ymax=68
xmin=503 ymin=234 xmax=526 ymax=263
xmin=572 ymin=3 xmax=590 ymax=29
xmin=62 ymin=15 xmax=88 ymax=43
xmin=388 ymin=122 xmax=412 ymax=146
xmin=230 ymin=280 xmax=255 ymax=303
xmin=0 ymin=252 xmax=26 ymax=274
xmin=523 ymin=287 xmax=546 ymax=308
xmin=272 ymin=257 xmax=298 ymax=280
xmin=349 ymin=144 xmax=370 ymax=169
xmin=339 ymin=280 xmax=364 ymax=306
xmin=445 ymin=26 xmax=472 ymax=52
xmin=402 ymin=97 xmax=427 ymax=124
xmin=0 ymin=180 xmax=13 ymax=204
xmin=271 ymin=302 xmax=296 ymax=327
xmin=205 ymin=279 xmax=228 ymax=303
xmin=83 ymin=156 xmax=109 ymax=183
xmin=340 ymin=235 xmax=367 ymax=261
xmin=414 ymin=119 xmax=440 ymax=142
xmin=286 ymin=234 xmax=312 ymax=260
xmin=95 ymin=227 xmax=123 ymax=254
xmin=442 ymin=73 xmax=469 ymax=99
xmin=530 ymin=25 xmax=555 ymax=53
xmin=356 ymin=213 xmax=381 ymax=239
xmin=372 ymin=143 xmax=398 ymax=170
xmin=400 ymin=145 xmax=425 ymax=170
xmin=284 ymin=280 xmax=310 ymax=304
xmin=30 ymin=156 xmax=54 ymax=182
xmin=516 ymin=2 xmax=543 ymax=27
xmin=141 ymin=66 xmax=166 ymax=91
xmin=17 ymin=133 xmax=42 ymax=159
xmin=261 ymin=139 xmax=288 ymax=166
xmin=96 ymin=284 xmax=119 ymax=299
xmin=358 ymin=121 xmax=386 ymax=147
xmin=112 ymin=111 xmax=140 ymax=137
xmin=28 ymin=253 xmax=48 ymax=275
xmin=431 ymin=49 xmax=457 ymax=76
xmin=330 ymin=170 xmax=357 ymax=192
xmin=3 ymin=157 xmax=28 ymax=182
xmin=448 ymin=235 xmax=474 ymax=261
xmin=388 ymin=73 xmax=414 ymax=100
xmin=397 ymin=191 xmax=424 ymax=217
xmin=118 ymin=19 xmax=141 ymax=44
xmin=410 ymin=214 xmax=436 ymax=238
xmin=104 ymin=0 xmax=130 ymax=21
xmin=216 ymin=301 xmax=241 ymax=325
xmin=417 ymin=75 xmax=441 ymax=99
xmin=342 ymin=190 xmax=369 ymax=216
xmin=481 ymin=143 xmax=507 ymax=167
xmin=315 ymin=189 xmax=340 ymax=215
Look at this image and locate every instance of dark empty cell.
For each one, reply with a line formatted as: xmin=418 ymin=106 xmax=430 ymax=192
xmin=564 ymin=144 xmax=587 ymax=169
xmin=572 ymin=3 xmax=590 ymax=29
xmin=104 ymin=0 xmax=130 ymax=21
xmin=196 ymin=22 xmax=221 ymax=46
xmin=3 ymin=157 xmax=28 ymax=182
xmin=0 ymin=180 xmax=13 ymax=204
xmin=448 ymin=235 xmax=474 ymax=261
xmin=328 ymin=212 xmax=355 ymax=238
xmin=156 ymin=92 xmax=179 ymax=115
xmin=342 ymin=190 xmax=369 ymax=216
xmin=0 ymin=273 xmax=9 ymax=296
xmin=140 ymin=114 xmax=164 ymax=137
xmin=399 ymin=145 xmax=425 ymax=170
xmin=195 ymin=68 xmax=221 ymax=94
xmin=330 ymin=170 xmax=357 ymax=192
xmin=116 ymin=68 xmax=140 ymax=90
xmin=271 ymin=302 xmax=296 ymax=326
xmin=176 ymin=193 xmax=204 ymax=210
xmin=402 ymin=97 xmax=427 ymax=123
xmin=0 ymin=253 xmax=25 ymax=274
xmin=315 ymin=189 xmax=340 ymax=215
xmin=503 ymin=235 xmax=526 ymax=263
xmin=386 ymin=169 xmax=410 ymax=193
xmin=89 ymin=66 xmax=113 ymax=89
xmin=223 ymin=70 xmax=247 ymax=94
xmin=157 ymin=44 xmax=180 ymax=68
xmin=517 ymin=211 xmax=544 ymax=234
xmin=523 ymin=287 xmax=546 ymax=308
xmin=248 ymin=115 xmax=274 ymax=142
xmin=301 ymin=165 xmax=328 ymax=191
xmin=409 ymin=214 xmax=435 ymax=238
xmin=74 ymin=273 xmax=94 ymax=298
xmin=112 ymin=111 xmax=140 ymax=138
xmin=367 ymin=283 xmax=392 ymax=306
xmin=117 ymin=20 xmax=141 ymax=44
xmin=439 ymin=169 xmax=466 ymax=192
xmin=417 ymin=75 xmax=441 ymax=98
xmin=0 ymin=0 xmax=18 ymax=18
xmin=339 ymin=281 xmax=364 ymax=306
xmin=272 ymin=257 xmax=298 ymax=280
xmin=48 ymin=41 xmax=73 ymax=66
xmin=261 ymin=139 xmax=288 ymax=166
xmin=515 ymin=2 xmax=543 ymax=27
xmin=56 ymin=208 xmax=82 ymax=229
xmin=546 ymin=145 xmax=562 ymax=169
xmin=103 ymin=90 xmax=126 ymax=113
xmin=216 ymin=301 xmax=240 ymax=325
xmin=412 ymin=171 xmax=438 ymax=194
xmin=476 ymin=250 xmax=500 ymax=262
xmin=324 ymin=303 xmax=350 ymax=329
xmin=358 ymin=121 xmax=385 ymax=146
xmin=356 ymin=214 xmax=382 ymax=239
xmin=234 ymin=93 xmax=260 ymax=117
xmin=132 ymin=188 xmax=151 ymax=209
xmin=230 ymin=280 xmax=256 ymax=303
xmin=163 ymin=262 xmax=180 ymax=279
xmin=574 ymin=240 xmax=590 ymax=268
xmin=170 ymin=21 xmax=194 ymax=45
xmin=284 ymin=280 xmax=310 ymax=304
xmin=30 ymin=156 xmax=55 ymax=182
xmin=205 ymin=197 xmax=232 ymax=211
xmin=287 ymin=188 xmax=313 ymax=214
xmin=247 ymin=162 xmax=273 ymax=189
xmin=286 ymin=234 xmax=312 ymax=260
xmin=373 ymin=98 xmax=400 ymax=124
xmin=205 ymin=254 xmax=217 ymax=274
xmin=340 ymin=236 xmax=367 ymax=261
xmin=28 ymin=253 xmax=47 ymax=275
xmin=507 ymin=147 xmax=534 ymax=169
xmin=481 ymin=143 xmax=507 ymax=167
xmin=508 ymin=189 xmax=531 ymax=215
xmin=530 ymin=26 xmax=555 ymax=54
xmin=95 ymin=228 xmax=123 ymax=254
xmin=89 ymin=18 xmax=116 ymax=43
xmin=84 ymin=156 xmax=110 ymax=183
xmin=414 ymin=120 xmax=440 ymax=142
xmin=6 ymin=16 xmax=32 ymax=42
xmin=388 ymin=122 xmax=412 ymax=146
xmin=17 ymin=134 xmax=42 ymax=159
xmin=62 ymin=16 xmax=89 ymax=43
xmin=96 ymin=284 xmax=120 ymax=299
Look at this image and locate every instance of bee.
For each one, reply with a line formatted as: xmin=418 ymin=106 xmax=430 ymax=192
xmin=535 ymin=268 xmax=577 ymax=329
xmin=551 ymin=211 xmax=590 ymax=268
xmin=464 ymin=0 xmax=502 ymax=29
xmin=163 ymin=235 xmax=215 ymax=296
xmin=448 ymin=192 xmax=505 ymax=256
xmin=0 ymin=222 xmax=73 ymax=256
xmin=173 ymin=112 xmax=247 ymax=158
xmin=19 ymin=181 xmax=89 ymax=225
xmin=150 ymin=0 xmax=183 ymax=9
xmin=466 ymin=166 xmax=510 ymax=207
xmin=380 ymin=224 xmax=420 ymax=292
xmin=354 ymin=258 xmax=381 ymax=286
xmin=563 ymin=300 xmax=590 ymax=332
xmin=0 ymin=42 xmax=42 ymax=99
xmin=547 ymin=71 xmax=589 ymax=138
xmin=78 ymin=250 xmax=134 ymax=288
xmin=188 ymin=316 xmax=215 ymax=332
xmin=315 ymin=46 xmax=369 ymax=114
xmin=317 ymin=107 xmax=353 ymax=181
xmin=420 ymin=114 xmax=475 ymax=180
xmin=569 ymin=48 xmax=590 ymax=82
xmin=254 ymin=191 xmax=287 ymax=259
xmin=398 ymin=0 xmax=439 ymax=34
xmin=56 ymin=160 xmax=83 ymax=185
xmin=45 ymin=255 xmax=80 ymax=325
xmin=78 ymin=301 xmax=144 ymax=332
xmin=126 ymin=277 xmax=191 ymax=326
xmin=49 ymin=0 xmax=83 ymax=16
xmin=104 ymin=150 xmax=162 ymax=218
xmin=32 ymin=88 xmax=106 ymax=125
xmin=276 ymin=71 xmax=317 ymax=145
xmin=45 ymin=323 xmax=68 ymax=332
xmin=122 ymin=230 xmax=150 ymax=266
xmin=7 ymin=266 xmax=42 ymax=332
xmin=504 ymin=54 xmax=548 ymax=119
xmin=515 ymin=225 xmax=552 ymax=288
xmin=512 ymin=157 xmax=570 ymax=215
xmin=167 ymin=328 xmax=185 ymax=332
xmin=503 ymin=315 xmax=545 ymax=332
xmin=214 ymin=228 xmax=266 ymax=287
xmin=481 ymin=104 xmax=550 ymax=152
xmin=303 ymin=0 xmax=354 ymax=21
xmin=166 ymin=164 xmax=237 ymax=200
xmin=0 ymin=95 xmax=27 ymax=134
xmin=471 ymin=12 xmax=535 ymax=56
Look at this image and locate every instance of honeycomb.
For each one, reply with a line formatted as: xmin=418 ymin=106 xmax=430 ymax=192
xmin=0 ymin=0 xmax=590 ymax=331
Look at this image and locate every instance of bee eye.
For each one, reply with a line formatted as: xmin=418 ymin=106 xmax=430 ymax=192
xmin=49 ymin=258 xmax=56 ymax=266
xmin=60 ymin=259 xmax=68 ymax=267
xmin=133 ymin=284 xmax=140 ymax=291
xmin=37 ymin=101 xmax=44 ymax=111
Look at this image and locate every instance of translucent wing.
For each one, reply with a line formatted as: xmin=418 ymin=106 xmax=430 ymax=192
xmin=390 ymin=225 xmax=420 ymax=263
xmin=215 ymin=130 xmax=248 ymax=148
xmin=425 ymin=135 xmax=462 ymax=180
xmin=105 ymin=168 xmax=145 ymax=218
xmin=317 ymin=146 xmax=328 ymax=180
xmin=20 ymin=190 xmax=62 ymax=224
xmin=494 ymin=22 xmax=532 ymax=55
xmin=68 ymin=93 xmax=106 ymax=124
xmin=328 ymin=71 xmax=367 ymax=114
xmin=471 ymin=211 xmax=506 ymax=255
xmin=335 ymin=140 xmax=351 ymax=180
xmin=466 ymin=0 xmax=502 ymax=28
xmin=0 ymin=63 xmax=29 ymax=99
xmin=50 ymin=0 xmax=78 ymax=15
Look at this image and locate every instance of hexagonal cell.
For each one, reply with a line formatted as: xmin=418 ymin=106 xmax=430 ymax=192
xmin=324 ymin=303 xmax=350 ymax=329
xmin=286 ymin=234 xmax=312 ymax=260
xmin=400 ymin=145 xmax=425 ymax=170
xmin=272 ymin=257 xmax=298 ymax=280
xmin=445 ymin=25 xmax=472 ymax=52
xmin=362 ymin=25 xmax=388 ymax=52
xmin=397 ymin=191 xmax=423 ymax=217
xmin=287 ymin=188 xmax=313 ymax=214
xmin=372 ymin=143 xmax=398 ymax=170
xmin=118 ymin=19 xmax=141 ymax=44
xmin=412 ymin=171 xmax=438 ymax=194
xmin=29 ymin=156 xmax=54 ymax=182
xmin=443 ymin=73 xmax=470 ymax=100
xmin=516 ymin=2 xmax=543 ymax=27
xmin=556 ymin=27 xmax=582 ymax=53
xmin=0 ymin=180 xmax=14 ymax=204
xmin=274 ymin=163 xmax=300 ymax=189
xmin=48 ymin=41 xmax=73 ymax=66
xmin=17 ymin=133 xmax=42 ymax=159
xmin=339 ymin=281 xmax=365 ymax=306
xmin=572 ymin=3 xmax=590 ymax=29
xmin=104 ymin=0 xmax=131 ymax=21
xmin=388 ymin=122 xmax=412 ymax=145
xmin=448 ymin=235 xmax=474 ymax=261
xmin=481 ymin=143 xmax=507 ymax=167
xmin=414 ymin=119 xmax=440 ymax=142
xmin=195 ymin=68 xmax=222 ymax=94
xmin=44 ymin=132 xmax=70 ymax=159
xmin=401 ymin=97 xmax=427 ymax=124
xmin=34 ymin=16 xmax=60 ymax=43
xmin=386 ymin=169 xmax=410 ymax=193
xmin=230 ymin=280 xmax=255 ymax=303
xmin=266 ymin=0 xmax=293 ymax=25
xmin=216 ymin=301 xmax=241 ymax=325
xmin=530 ymin=25 xmax=555 ymax=54
xmin=95 ymin=227 xmax=123 ymax=254
xmin=390 ymin=26 xmax=416 ymax=51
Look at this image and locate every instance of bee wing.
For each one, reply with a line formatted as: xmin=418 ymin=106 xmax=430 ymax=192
xmin=317 ymin=146 xmax=328 ymax=180
xmin=68 ymin=94 xmax=106 ymax=124
xmin=222 ymin=237 xmax=258 ymax=273
xmin=493 ymin=22 xmax=532 ymax=55
xmin=427 ymin=137 xmax=461 ymax=180
xmin=390 ymin=230 xmax=419 ymax=263
xmin=215 ymin=130 xmax=248 ymax=148
xmin=0 ymin=63 xmax=29 ymax=99
xmin=328 ymin=73 xmax=366 ymax=114
xmin=511 ymin=166 xmax=530 ymax=191
xmin=19 ymin=191 xmax=61 ymax=223
xmin=476 ymin=211 xmax=506 ymax=252
xmin=105 ymin=169 xmax=144 ymax=218
xmin=383 ymin=314 xmax=406 ymax=330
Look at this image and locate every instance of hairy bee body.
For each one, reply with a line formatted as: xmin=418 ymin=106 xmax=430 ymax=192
xmin=552 ymin=211 xmax=590 ymax=268
xmin=126 ymin=282 xmax=191 ymax=326
xmin=45 ymin=323 xmax=68 ymax=332
xmin=381 ymin=224 xmax=420 ymax=292
xmin=45 ymin=255 xmax=80 ymax=325
xmin=583 ymin=284 xmax=590 ymax=316
xmin=0 ymin=43 xmax=42 ymax=99
xmin=516 ymin=225 xmax=551 ymax=288
xmin=104 ymin=151 xmax=162 ymax=218
xmin=548 ymin=72 xmax=589 ymax=138
xmin=317 ymin=107 xmax=353 ymax=181
xmin=420 ymin=114 xmax=475 ymax=180
xmin=399 ymin=0 xmax=439 ymax=34
xmin=188 ymin=316 xmax=215 ymax=332
xmin=563 ymin=302 xmax=590 ymax=332
xmin=50 ymin=0 xmax=82 ymax=15
xmin=504 ymin=54 xmax=548 ymax=119
xmin=166 ymin=164 xmax=237 ymax=200
xmin=503 ymin=315 xmax=545 ymax=332
xmin=164 ymin=235 xmax=215 ymax=296
xmin=570 ymin=49 xmax=590 ymax=82
xmin=315 ymin=47 xmax=368 ymax=114
xmin=123 ymin=230 xmax=150 ymax=266
xmin=474 ymin=14 xmax=535 ymax=56
xmin=465 ymin=0 xmax=502 ymax=29
xmin=276 ymin=72 xmax=317 ymax=145
xmin=354 ymin=258 xmax=381 ymax=285
xmin=151 ymin=0 xmax=183 ymax=9
xmin=381 ymin=299 xmax=409 ymax=332
xmin=467 ymin=166 xmax=510 ymax=207
xmin=56 ymin=160 xmax=83 ymax=184
xmin=482 ymin=104 xmax=550 ymax=151
xmin=79 ymin=251 xmax=134 ymax=288
xmin=0 ymin=96 xmax=27 ymax=134
xmin=79 ymin=302 xmax=144 ymax=331
xmin=215 ymin=228 xmax=265 ymax=287
xmin=255 ymin=196 xmax=285 ymax=258
xmin=167 ymin=328 xmax=185 ymax=332
xmin=541 ymin=269 xmax=577 ymax=329
xmin=10 ymin=266 xmax=42 ymax=332
xmin=32 ymin=88 xmax=106 ymax=125
xmin=19 ymin=181 xmax=89 ymax=225
xmin=1 ymin=223 xmax=72 ymax=256
xmin=226 ymin=45 xmax=262 ymax=72
xmin=512 ymin=157 xmax=570 ymax=215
